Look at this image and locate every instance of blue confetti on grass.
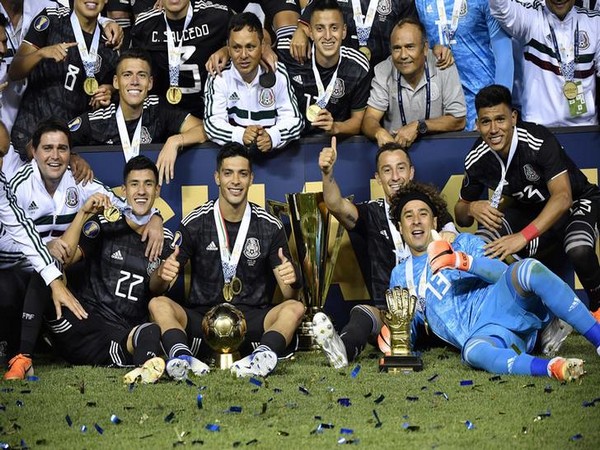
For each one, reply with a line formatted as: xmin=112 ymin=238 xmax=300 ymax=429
xmin=464 ymin=421 xmax=475 ymax=430
xmin=428 ymin=374 xmax=438 ymax=382
xmin=25 ymin=376 xmax=39 ymax=382
xmin=569 ymin=434 xmax=583 ymax=441
xmin=227 ymin=406 xmax=242 ymax=413
xmin=337 ymin=398 xmax=351 ymax=407
xmin=351 ymin=365 xmax=361 ymax=378
xmin=164 ymin=412 xmax=175 ymax=423
xmin=434 ymin=391 xmax=449 ymax=401
xmin=205 ymin=423 xmax=220 ymax=432
xmin=374 ymin=394 xmax=385 ymax=404
xmin=16 ymin=400 xmax=23 ymax=407
xmin=94 ymin=423 xmax=104 ymax=434
xmin=372 ymin=410 xmax=382 ymax=428
xmin=299 ymin=386 xmax=310 ymax=395
xmin=197 ymin=394 xmax=203 ymax=409
xmin=249 ymin=378 xmax=262 ymax=387
xmin=460 ymin=380 xmax=473 ymax=386
xmin=406 ymin=396 xmax=419 ymax=402
xmin=65 ymin=415 xmax=72 ymax=427
xmin=340 ymin=428 xmax=353 ymax=434
xmin=110 ymin=414 xmax=121 ymax=424
xmin=80 ymin=425 xmax=87 ymax=433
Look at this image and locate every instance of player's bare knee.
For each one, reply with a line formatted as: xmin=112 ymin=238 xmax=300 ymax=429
xmin=148 ymin=295 xmax=172 ymax=319
xmin=281 ymin=299 xmax=305 ymax=324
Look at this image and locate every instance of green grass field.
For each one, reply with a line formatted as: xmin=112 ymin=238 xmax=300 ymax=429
xmin=1 ymin=335 xmax=598 ymax=449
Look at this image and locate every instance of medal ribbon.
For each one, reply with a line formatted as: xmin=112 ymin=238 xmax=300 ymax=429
xmin=214 ymin=199 xmax=251 ymax=283
xmin=397 ymin=63 xmax=431 ymax=126
xmin=164 ymin=4 xmax=193 ymax=88
xmin=435 ymin=0 xmax=462 ymax=46
xmin=311 ymin=44 xmax=342 ymax=108
xmin=351 ymin=0 xmax=378 ymax=47
xmin=548 ymin=21 xmax=579 ymax=82
xmin=70 ymin=12 xmax=100 ymax=79
xmin=384 ymin=198 xmax=409 ymax=264
xmin=405 ymin=254 xmax=428 ymax=314
xmin=116 ymin=106 xmax=143 ymax=162
xmin=489 ymin=128 xmax=519 ymax=208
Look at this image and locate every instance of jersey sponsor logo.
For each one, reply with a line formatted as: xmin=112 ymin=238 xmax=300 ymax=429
xmin=377 ymin=0 xmax=392 ymax=17
xmin=292 ymin=75 xmax=303 ymax=85
xmin=229 ymin=92 xmax=240 ymax=102
xmin=243 ymin=237 xmax=260 ymax=260
xmin=68 ymin=117 xmax=82 ymax=132
xmin=34 ymin=15 xmax=50 ymax=32
xmin=171 ymin=231 xmax=183 ymax=249
xmin=83 ymin=220 xmax=100 ymax=238
xmin=332 ymin=78 xmax=345 ymax=99
xmin=147 ymin=258 xmax=161 ymax=275
xmin=65 ymin=187 xmax=79 ymax=208
xmin=141 ymin=126 xmax=152 ymax=144
xmin=523 ymin=164 xmax=540 ymax=182
xmin=206 ymin=241 xmax=218 ymax=251
xmin=259 ymin=88 xmax=275 ymax=108
xmin=111 ymin=249 xmax=124 ymax=261
xmin=578 ymin=31 xmax=590 ymax=50
xmin=28 ymin=201 xmax=39 ymax=212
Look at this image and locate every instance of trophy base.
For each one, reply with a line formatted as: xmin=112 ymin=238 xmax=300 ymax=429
xmin=297 ymin=308 xmax=323 ymax=351
xmin=379 ymin=354 xmax=424 ymax=373
xmin=210 ymin=351 xmax=240 ymax=370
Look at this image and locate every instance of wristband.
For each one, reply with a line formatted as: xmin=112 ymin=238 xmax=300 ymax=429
xmin=521 ymin=223 xmax=540 ymax=242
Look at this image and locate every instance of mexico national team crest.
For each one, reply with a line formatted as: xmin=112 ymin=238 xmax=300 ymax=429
xmin=377 ymin=0 xmax=391 ymax=17
xmin=147 ymin=259 xmax=160 ymax=275
xmin=65 ymin=187 xmax=79 ymax=208
xmin=34 ymin=15 xmax=50 ymax=32
xmin=332 ymin=78 xmax=345 ymax=99
xmin=243 ymin=238 xmax=260 ymax=261
xmin=141 ymin=126 xmax=152 ymax=144
xmin=83 ymin=220 xmax=100 ymax=239
xmin=523 ymin=164 xmax=540 ymax=182
xmin=259 ymin=88 xmax=275 ymax=108
xmin=578 ymin=31 xmax=590 ymax=50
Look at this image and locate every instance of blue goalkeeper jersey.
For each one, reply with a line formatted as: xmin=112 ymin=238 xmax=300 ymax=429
xmin=415 ymin=0 xmax=504 ymax=129
xmin=390 ymin=233 xmax=491 ymax=349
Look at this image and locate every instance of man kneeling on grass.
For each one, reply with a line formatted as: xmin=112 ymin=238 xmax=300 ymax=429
xmin=313 ymin=182 xmax=600 ymax=381
xmin=42 ymin=156 xmax=172 ymax=383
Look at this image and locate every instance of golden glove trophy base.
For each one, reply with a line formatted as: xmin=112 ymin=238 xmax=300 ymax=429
xmin=378 ymin=354 xmax=424 ymax=373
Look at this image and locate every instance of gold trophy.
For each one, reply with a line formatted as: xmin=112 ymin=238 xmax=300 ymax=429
xmin=268 ymin=192 xmax=345 ymax=350
xmin=201 ymin=303 xmax=247 ymax=369
xmin=379 ymin=287 xmax=424 ymax=372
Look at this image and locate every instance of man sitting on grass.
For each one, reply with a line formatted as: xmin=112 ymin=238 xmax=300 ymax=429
xmin=314 ymin=182 xmax=600 ymax=381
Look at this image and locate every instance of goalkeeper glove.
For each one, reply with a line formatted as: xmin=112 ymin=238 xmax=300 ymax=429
xmin=427 ymin=240 xmax=472 ymax=274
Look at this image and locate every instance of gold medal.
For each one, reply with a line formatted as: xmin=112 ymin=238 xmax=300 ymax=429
xmin=84 ymin=77 xmax=99 ymax=96
xmin=563 ymin=81 xmax=578 ymax=100
xmin=230 ymin=276 xmax=242 ymax=296
xmin=306 ymin=104 xmax=321 ymax=123
xmin=359 ymin=46 xmax=371 ymax=61
xmin=166 ymin=86 xmax=182 ymax=105
xmin=104 ymin=205 xmax=120 ymax=223
xmin=223 ymin=283 xmax=233 ymax=302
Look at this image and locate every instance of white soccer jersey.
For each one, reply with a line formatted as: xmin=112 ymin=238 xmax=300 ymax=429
xmin=204 ymin=62 xmax=303 ymax=149
xmin=0 ymin=160 xmax=125 ymax=270
xmin=490 ymin=0 xmax=600 ymax=126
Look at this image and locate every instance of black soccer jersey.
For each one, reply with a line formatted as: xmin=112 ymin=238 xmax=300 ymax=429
xmin=11 ymin=6 xmax=118 ymax=154
xmin=300 ymin=0 xmax=417 ymax=66
xmin=277 ymin=40 xmax=371 ymax=135
xmin=175 ymin=200 xmax=292 ymax=308
xmin=460 ymin=122 xmax=600 ymax=207
xmin=68 ymin=95 xmax=190 ymax=146
xmin=354 ymin=198 xmax=454 ymax=306
xmin=77 ymin=214 xmax=173 ymax=330
xmin=131 ymin=0 xmax=232 ymax=117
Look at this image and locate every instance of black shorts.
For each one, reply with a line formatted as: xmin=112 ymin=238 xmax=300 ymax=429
xmin=46 ymin=308 xmax=133 ymax=367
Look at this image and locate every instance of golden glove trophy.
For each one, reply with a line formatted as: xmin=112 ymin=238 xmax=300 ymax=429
xmin=379 ymin=287 xmax=424 ymax=373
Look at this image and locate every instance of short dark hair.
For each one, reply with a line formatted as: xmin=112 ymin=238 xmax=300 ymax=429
xmin=216 ymin=142 xmax=253 ymax=171
xmin=375 ymin=143 xmax=412 ymax=169
xmin=228 ymin=12 xmax=263 ymax=42
xmin=32 ymin=119 xmax=71 ymax=150
xmin=389 ymin=182 xmax=448 ymax=227
xmin=475 ymin=84 xmax=513 ymax=112
xmin=391 ymin=17 xmax=427 ymax=46
xmin=116 ymin=48 xmax=153 ymax=74
xmin=123 ymin=155 xmax=158 ymax=184
xmin=311 ymin=0 xmax=344 ymax=18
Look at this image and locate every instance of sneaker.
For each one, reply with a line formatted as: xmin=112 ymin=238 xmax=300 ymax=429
xmin=548 ymin=357 xmax=586 ymax=382
xmin=123 ymin=357 xmax=166 ymax=384
xmin=540 ymin=318 xmax=573 ymax=357
xmin=312 ymin=312 xmax=348 ymax=369
xmin=230 ymin=350 xmax=277 ymax=378
xmin=3 ymin=354 xmax=33 ymax=381
xmin=166 ymin=355 xmax=209 ymax=381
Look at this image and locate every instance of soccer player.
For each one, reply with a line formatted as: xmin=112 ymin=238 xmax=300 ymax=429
xmin=8 ymin=0 xmax=119 ymax=162
xmin=490 ymin=0 xmax=600 ymax=126
xmin=68 ymin=48 xmax=208 ymax=185
xmin=1 ymin=120 xmax=164 ymax=380
xmin=204 ymin=12 xmax=302 ymax=152
xmin=276 ymin=0 xmax=371 ymax=136
xmin=149 ymin=142 xmax=305 ymax=379
xmin=362 ymin=18 xmax=466 ymax=149
xmin=415 ymin=0 xmax=514 ymax=130
xmin=131 ymin=0 xmax=232 ymax=118
xmin=455 ymin=85 xmax=600 ymax=325
xmin=29 ymin=156 xmax=173 ymax=382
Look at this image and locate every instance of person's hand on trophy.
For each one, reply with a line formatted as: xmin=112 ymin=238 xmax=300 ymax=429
xmin=318 ymin=136 xmax=337 ymax=175
xmin=158 ymin=245 xmax=180 ymax=283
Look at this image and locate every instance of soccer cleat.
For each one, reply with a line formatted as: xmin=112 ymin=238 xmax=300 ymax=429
xmin=548 ymin=357 xmax=586 ymax=382
xmin=166 ymin=355 xmax=209 ymax=381
xmin=3 ymin=354 xmax=33 ymax=381
xmin=123 ymin=357 xmax=166 ymax=384
xmin=230 ymin=350 xmax=277 ymax=378
xmin=591 ymin=308 xmax=600 ymax=323
xmin=540 ymin=318 xmax=573 ymax=357
xmin=312 ymin=312 xmax=348 ymax=369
